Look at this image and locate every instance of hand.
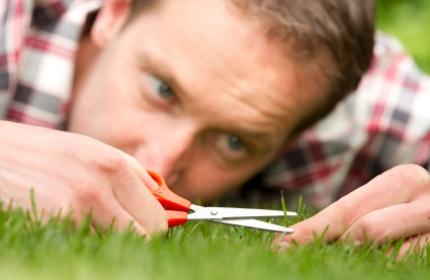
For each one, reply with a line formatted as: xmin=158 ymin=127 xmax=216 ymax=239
xmin=274 ymin=164 xmax=430 ymax=257
xmin=0 ymin=121 xmax=167 ymax=236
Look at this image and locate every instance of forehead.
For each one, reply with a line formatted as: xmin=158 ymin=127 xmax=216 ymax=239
xmin=125 ymin=0 xmax=316 ymax=135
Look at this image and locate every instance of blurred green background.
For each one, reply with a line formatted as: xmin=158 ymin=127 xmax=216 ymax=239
xmin=377 ymin=0 xmax=430 ymax=73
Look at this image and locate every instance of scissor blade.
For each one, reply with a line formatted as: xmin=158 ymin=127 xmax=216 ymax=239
xmin=214 ymin=218 xmax=294 ymax=233
xmin=188 ymin=205 xmax=297 ymax=220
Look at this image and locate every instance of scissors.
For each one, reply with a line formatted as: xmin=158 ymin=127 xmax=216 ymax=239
xmin=147 ymin=171 xmax=297 ymax=233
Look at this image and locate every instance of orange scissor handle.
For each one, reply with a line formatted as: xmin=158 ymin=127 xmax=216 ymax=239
xmin=165 ymin=210 xmax=188 ymax=227
xmin=147 ymin=170 xmax=192 ymax=212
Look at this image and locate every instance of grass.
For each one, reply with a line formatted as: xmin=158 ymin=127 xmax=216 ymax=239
xmin=377 ymin=0 xmax=430 ymax=73
xmin=0 ymin=203 xmax=430 ymax=280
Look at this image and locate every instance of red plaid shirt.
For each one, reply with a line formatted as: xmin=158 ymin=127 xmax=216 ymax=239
xmin=263 ymin=36 xmax=430 ymax=209
xmin=2 ymin=0 xmax=430 ymax=210
xmin=0 ymin=0 xmax=99 ymax=127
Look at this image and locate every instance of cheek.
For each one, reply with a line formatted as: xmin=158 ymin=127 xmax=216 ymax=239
xmin=85 ymin=102 xmax=160 ymax=153
xmin=73 ymin=39 xmax=133 ymax=113
xmin=70 ymin=64 xmax=145 ymax=146
xmin=70 ymin=87 xmax=135 ymax=143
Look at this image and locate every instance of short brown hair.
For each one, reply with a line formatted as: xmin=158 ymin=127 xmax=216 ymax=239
xmin=130 ymin=0 xmax=375 ymax=134
xmin=232 ymin=0 xmax=375 ymax=134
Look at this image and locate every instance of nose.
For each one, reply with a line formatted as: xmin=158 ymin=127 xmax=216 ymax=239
xmin=132 ymin=125 xmax=195 ymax=186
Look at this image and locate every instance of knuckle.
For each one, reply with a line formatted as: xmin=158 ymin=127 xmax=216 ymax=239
xmin=93 ymin=149 xmax=127 ymax=175
xmin=393 ymin=164 xmax=429 ymax=181
xmin=423 ymin=204 xmax=430 ymax=219
xmin=355 ymin=215 xmax=386 ymax=243
xmin=291 ymin=224 xmax=317 ymax=243
xmin=333 ymin=198 xmax=359 ymax=228
xmin=72 ymin=180 xmax=105 ymax=208
xmin=153 ymin=215 xmax=168 ymax=234
xmin=145 ymin=207 xmax=169 ymax=235
xmin=388 ymin=164 xmax=430 ymax=193
xmin=67 ymin=135 xmax=128 ymax=175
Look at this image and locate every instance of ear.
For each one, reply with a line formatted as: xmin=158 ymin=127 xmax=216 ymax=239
xmin=91 ymin=0 xmax=131 ymax=48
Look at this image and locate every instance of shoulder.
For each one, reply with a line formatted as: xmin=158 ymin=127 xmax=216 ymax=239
xmin=355 ymin=33 xmax=430 ymax=141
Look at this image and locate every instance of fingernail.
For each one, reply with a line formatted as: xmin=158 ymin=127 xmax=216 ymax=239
xmin=131 ymin=222 xmax=148 ymax=237
xmin=277 ymin=240 xmax=293 ymax=253
xmin=272 ymin=235 xmax=293 ymax=252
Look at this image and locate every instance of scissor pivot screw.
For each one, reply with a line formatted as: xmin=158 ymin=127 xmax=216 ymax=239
xmin=210 ymin=210 xmax=218 ymax=216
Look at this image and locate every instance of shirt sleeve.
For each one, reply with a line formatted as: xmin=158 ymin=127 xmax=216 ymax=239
xmin=1 ymin=0 xmax=100 ymax=127
xmin=0 ymin=0 xmax=34 ymax=118
xmin=261 ymin=33 xmax=430 ymax=210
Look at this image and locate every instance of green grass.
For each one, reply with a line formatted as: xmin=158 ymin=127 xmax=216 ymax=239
xmin=377 ymin=0 xmax=430 ymax=73
xmin=0 ymin=204 xmax=430 ymax=280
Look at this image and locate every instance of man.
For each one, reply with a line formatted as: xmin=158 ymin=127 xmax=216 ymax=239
xmin=1 ymin=0 xmax=429 ymax=254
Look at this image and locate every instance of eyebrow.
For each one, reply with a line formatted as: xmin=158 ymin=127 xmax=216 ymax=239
xmin=226 ymin=127 xmax=282 ymax=152
xmin=138 ymin=49 xmax=189 ymax=100
xmin=139 ymin=48 xmax=285 ymax=151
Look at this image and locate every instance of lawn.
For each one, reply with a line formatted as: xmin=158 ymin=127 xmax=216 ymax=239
xmin=1 ymin=1 xmax=430 ymax=280
xmin=1 ymin=205 xmax=430 ymax=280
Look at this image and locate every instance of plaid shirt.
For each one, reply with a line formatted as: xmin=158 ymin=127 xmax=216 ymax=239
xmin=263 ymin=36 xmax=430 ymax=209
xmin=0 ymin=0 xmax=99 ymax=127
xmin=2 ymin=0 xmax=430 ymax=210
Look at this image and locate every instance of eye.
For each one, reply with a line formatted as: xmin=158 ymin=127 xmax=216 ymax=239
xmin=215 ymin=134 xmax=249 ymax=162
xmin=226 ymin=135 xmax=245 ymax=151
xmin=147 ymin=75 xmax=176 ymax=102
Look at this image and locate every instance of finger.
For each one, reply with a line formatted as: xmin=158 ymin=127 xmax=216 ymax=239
xmin=340 ymin=201 xmax=430 ymax=244
xmin=397 ymin=233 xmax=430 ymax=260
xmin=117 ymin=150 xmax=161 ymax=191
xmin=277 ymin=165 xmax=430 ymax=246
xmin=111 ymin=167 xmax=168 ymax=235
xmin=82 ymin=191 xmax=147 ymax=235
xmin=272 ymin=233 xmax=294 ymax=253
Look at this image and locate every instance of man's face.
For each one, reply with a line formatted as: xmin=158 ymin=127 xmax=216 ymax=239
xmin=69 ymin=0 xmax=318 ymax=201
